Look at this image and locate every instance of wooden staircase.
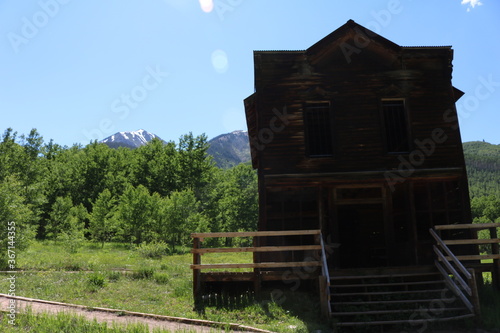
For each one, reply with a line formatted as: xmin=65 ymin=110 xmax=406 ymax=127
xmin=329 ymin=266 xmax=475 ymax=329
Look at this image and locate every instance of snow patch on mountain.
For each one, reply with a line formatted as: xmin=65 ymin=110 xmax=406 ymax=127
xmin=100 ymin=129 xmax=164 ymax=149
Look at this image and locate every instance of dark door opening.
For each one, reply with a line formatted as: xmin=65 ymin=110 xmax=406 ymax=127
xmin=337 ymin=204 xmax=387 ymax=268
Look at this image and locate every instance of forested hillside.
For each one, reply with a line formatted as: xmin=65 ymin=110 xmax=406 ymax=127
xmin=462 ymin=141 xmax=500 ymax=241
xmin=464 ymin=141 xmax=500 ymax=199
xmin=0 ymin=128 xmax=257 ymax=268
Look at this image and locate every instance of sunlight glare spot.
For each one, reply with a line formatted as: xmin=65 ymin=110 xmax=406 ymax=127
xmin=199 ymin=0 xmax=214 ymax=13
xmin=211 ymin=49 xmax=228 ymax=74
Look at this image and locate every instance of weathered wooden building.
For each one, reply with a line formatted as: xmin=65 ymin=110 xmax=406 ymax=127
xmin=192 ymin=20 xmax=500 ymax=328
xmin=244 ymin=19 xmax=472 ymax=268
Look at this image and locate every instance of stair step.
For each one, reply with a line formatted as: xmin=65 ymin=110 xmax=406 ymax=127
xmin=332 ymin=288 xmax=445 ymax=297
xmin=331 ymin=307 xmax=467 ymax=316
xmin=331 ymin=280 xmax=444 ymax=288
xmin=333 ymin=313 xmax=476 ymax=327
xmin=333 ymin=298 xmax=456 ymax=306
xmin=330 ymin=272 xmax=440 ymax=280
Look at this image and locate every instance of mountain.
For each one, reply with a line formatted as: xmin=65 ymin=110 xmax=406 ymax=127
xmin=463 ymin=141 xmax=500 ymax=198
xmin=100 ymin=129 xmax=251 ymax=168
xmin=100 ymin=129 xmax=164 ymax=149
xmin=207 ymin=130 xmax=251 ymax=168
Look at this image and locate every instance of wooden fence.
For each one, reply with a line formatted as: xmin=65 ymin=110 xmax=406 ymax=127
xmin=190 ymin=229 xmax=331 ymax=316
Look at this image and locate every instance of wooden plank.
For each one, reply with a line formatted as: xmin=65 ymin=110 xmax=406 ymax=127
xmin=430 ymin=228 xmax=471 ymax=280
xmin=334 ymin=314 xmax=476 ymax=327
xmin=191 ymin=229 xmax=321 ymax=238
xmin=444 ymin=239 xmax=500 ymax=245
xmin=331 ymin=289 xmax=443 ymax=297
xmin=433 ymin=245 xmax=471 ymax=296
xmin=435 ymin=260 xmax=474 ymax=313
xmin=435 ymin=223 xmax=500 ymax=230
xmin=192 ymin=237 xmax=201 ymax=302
xmin=191 ymin=261 xmax=322 ymax=270
xmin=191 ymin=245 xmax=321 ymax=254
xmin=332 ymin=307 xmax=467 ymax=316
xmin=448 ymin=254 xmax=500 ymax=261
xmin=333 ymin=280 xmax=444 ymax=288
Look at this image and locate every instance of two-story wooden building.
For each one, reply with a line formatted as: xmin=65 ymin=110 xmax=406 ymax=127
xmin=191 ymin=20 xmax=500 ymax=327
xmin=244 ymin=19 xmax=472 ymax=269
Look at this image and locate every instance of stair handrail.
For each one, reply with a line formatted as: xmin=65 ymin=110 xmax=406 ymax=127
xmin=430 ymin=228 xmax=475 ymax=314
xmin=430 ymin=228 xmax=471 ymax=280
xmin=319 ymin=233 xmax=332 ymax=316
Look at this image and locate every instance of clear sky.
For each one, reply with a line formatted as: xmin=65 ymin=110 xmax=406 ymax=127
xmin=1 ymin=0 xmax=499 ymax=146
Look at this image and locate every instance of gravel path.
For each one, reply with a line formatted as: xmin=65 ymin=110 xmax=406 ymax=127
xmin=0 ymin=294 xmax=271 ymax=333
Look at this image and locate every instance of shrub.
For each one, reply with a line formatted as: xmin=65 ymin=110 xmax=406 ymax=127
xmin=153 ymin=272 xmax=169 ymax=284
xmin=86 ymin=272 xmax=107 ymax=291
xmin=106 ymin=271 xmax=122 ymax=282
xmin=136 ymin=241 xmax=169 ymax=259
xmin=132 ymin=267 xmax=156 ymax=280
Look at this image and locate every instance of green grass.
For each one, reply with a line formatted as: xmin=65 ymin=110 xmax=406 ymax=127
xmin=0 ymin=241 xmax=328 ymax=332
xmin=0 ymin=308 xmax=196 ymax=332
xmin=479 ymin=283 xmax=500 ymax=329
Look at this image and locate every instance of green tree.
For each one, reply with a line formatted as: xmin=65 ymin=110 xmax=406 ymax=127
xmin=0 ymin=176 xmax=36 ymax=269
xmin=89 ymin=189 xmax=119 ymax=247
xmin=204 ymin=163 xmax=258 ymax=242
xmin=117 ymin=185 xmax=157 ymax=244
xmin=177 ymin=133 xmax=215 ymax=195
xmin=46 ymin=196 xmax=87 ymax=240
xmin=163 ymin=189 xmax=207 ymax=249
xmin=134 ymin=138 xmax=178 ymax=196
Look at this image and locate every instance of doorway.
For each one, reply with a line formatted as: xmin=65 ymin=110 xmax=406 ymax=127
xmin=337 ymin=204 xmax=386 ymax=268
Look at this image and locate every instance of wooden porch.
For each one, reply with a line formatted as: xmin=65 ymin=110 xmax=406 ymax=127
xmin=190 ymin=223 xmax=500 ymax=328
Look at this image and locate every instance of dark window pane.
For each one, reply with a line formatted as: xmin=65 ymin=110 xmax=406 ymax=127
xmin=383 ymin=100 xmax=409 ymax=153
xmin=304 ymin=103 xmax=333 ymax=157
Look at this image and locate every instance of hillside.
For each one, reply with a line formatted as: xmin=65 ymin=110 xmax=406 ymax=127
xmin=463 ymin=141 xmax=500 ymax=198
xmin=206 ymin=130 xmax=251 ymax=168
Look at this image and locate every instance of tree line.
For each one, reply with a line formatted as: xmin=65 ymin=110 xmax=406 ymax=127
xmin=0 ymin=128 xmax=258 ymax=266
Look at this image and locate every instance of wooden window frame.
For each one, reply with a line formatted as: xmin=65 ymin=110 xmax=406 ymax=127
xmin=381 ymin=98 xmax=411 ymax=154
xmin=303 ymin=101 xmax=334 ymax=158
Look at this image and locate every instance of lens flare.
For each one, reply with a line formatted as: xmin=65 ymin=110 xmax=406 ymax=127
xmin=211 ymin=49 xmax=228 ymax=74
xmin=199 ymin=0 xmax=213 ymax=13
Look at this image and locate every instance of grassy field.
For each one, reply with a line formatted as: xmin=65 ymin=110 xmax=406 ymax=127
xmin=0 ymin=309 xmax=181 ymax=333
xmin=0 ymin=241 xmax=328 ymax=332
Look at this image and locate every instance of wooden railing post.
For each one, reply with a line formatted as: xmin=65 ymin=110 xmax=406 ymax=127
xmin=468 ymin=268 xmax=481 ymax=320
xmin=490 ymin=227 xmax=500 ymax=289
xmin=193 ymin=236 xmax=201 ymax=304
xmin=253 ymin=235 xmax=261 ymax=294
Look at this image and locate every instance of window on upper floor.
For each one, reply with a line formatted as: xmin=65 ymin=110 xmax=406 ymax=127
xmin=382 ymin=99 xmax=410 ymax=153
xmin=304 ymin=102 xmax=333 ymax=157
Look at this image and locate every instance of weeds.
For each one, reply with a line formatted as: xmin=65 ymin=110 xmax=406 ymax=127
xmin=136 ymin=241 xmax=169 ymax=259
xmin=87 ymin=272 xmax=107 ymax=291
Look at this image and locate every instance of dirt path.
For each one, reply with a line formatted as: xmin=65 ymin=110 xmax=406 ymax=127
xmin=0 ymin=294 xmax=271 ymax=333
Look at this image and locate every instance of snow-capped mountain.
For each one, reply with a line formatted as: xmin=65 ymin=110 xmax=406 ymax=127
xmin=100 ymin=129 xmax=164 ymax=149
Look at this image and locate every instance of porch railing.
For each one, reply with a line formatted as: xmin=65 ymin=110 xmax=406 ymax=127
xmin=190 ymin=229 xmax=332 ymax=316
xmin=434 ymin=223 xmax=500 ymax=289
xmin=430 ymin=228 xmax=478 ymax=315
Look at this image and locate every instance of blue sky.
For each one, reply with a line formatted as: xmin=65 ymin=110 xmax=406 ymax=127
xmin=1 ymin=0 xmax=499 ymax=146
